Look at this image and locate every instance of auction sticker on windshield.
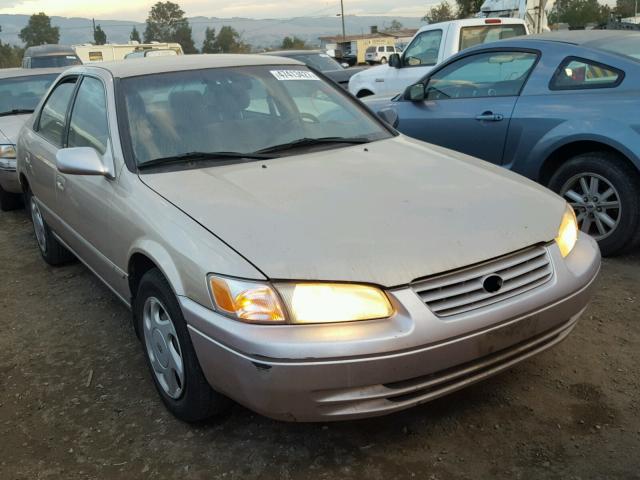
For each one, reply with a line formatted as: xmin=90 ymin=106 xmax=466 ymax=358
xmin=270 ymin=70 xmax=320 ymax=81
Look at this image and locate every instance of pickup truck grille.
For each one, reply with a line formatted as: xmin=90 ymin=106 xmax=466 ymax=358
xmin=412 ymin=246 xmax=553 ymax=317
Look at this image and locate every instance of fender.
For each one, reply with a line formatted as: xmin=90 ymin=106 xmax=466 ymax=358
xmin=127 ymin=239 xmax=187 ymax=297
xmin=507 ymin=118 xmax=640 ymax=182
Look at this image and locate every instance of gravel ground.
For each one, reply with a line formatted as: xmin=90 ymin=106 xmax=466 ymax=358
xmin=1 ymin=208 xmax=639 ymax=480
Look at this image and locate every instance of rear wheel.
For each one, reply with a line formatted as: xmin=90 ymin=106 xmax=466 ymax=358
xmin=135 ymin=269 xmax=230 ymax=422
xmin=0 ymin=185 xmax=22 ymax=211
xmin=548 ymin=152 xmax=640 ymax=256
xmin=26 ymin=189 xmax=74 ymax=265
xmin=380 ymin=56 xmax=387 ymax=64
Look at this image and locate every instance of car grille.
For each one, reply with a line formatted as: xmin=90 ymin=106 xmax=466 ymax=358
xmin=412 ymin=245 xmax=553 ymax=317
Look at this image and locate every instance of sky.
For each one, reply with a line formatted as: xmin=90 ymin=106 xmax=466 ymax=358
xmin=0 ymin=0 xmax=435 ymax=20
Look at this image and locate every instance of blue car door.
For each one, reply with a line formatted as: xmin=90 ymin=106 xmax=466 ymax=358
xmin=395 ymin=50 xmax=539 ymax=164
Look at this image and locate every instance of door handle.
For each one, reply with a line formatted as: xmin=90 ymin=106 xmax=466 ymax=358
xmin=475 ymin=111 xmax=504 ymax=122
xmin=56 ymin=175 xmax=65 ymax=192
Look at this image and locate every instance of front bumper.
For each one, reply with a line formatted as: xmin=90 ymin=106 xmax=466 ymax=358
xmin=0 ymin=158 xmax=20 ymax=193
xmin=184 ymin=234 xmax=600 ymax=421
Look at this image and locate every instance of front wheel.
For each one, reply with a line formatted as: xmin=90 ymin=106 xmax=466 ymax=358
xmin=26 ymin=189 xmax=74 ymax=265
xmin=548 ymin=152 xmax=640 ymax=256
xmin=135 ymin=269 xmax=230 ymax=422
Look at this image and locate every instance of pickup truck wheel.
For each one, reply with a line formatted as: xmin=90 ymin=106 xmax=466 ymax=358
xmin=548 ymin=152 xmax=640 ymax=256
xmin=356 ymin=89 xmax=374 ymax=98
xmin=135 ymin=269 xmax=231 ymax=422
xmin=26 ymin=189 xmax=74 ymax=265
xmin=0 ymin=185 xmax=22 ymax=211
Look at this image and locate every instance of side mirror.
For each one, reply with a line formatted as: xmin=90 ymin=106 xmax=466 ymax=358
xmin=389 ymin=53 xmax=401 ymax=69
xmin=377 ymin=108 xmax=399 ymax=128
xmin=406 ymin=83 xmax=425 ymax=102
xmin=56 ymin=147 xmax=108 ymax=176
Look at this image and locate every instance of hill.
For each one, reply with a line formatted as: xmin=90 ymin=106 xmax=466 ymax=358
xmin=0 ymin=14 xmax=425 ymax=49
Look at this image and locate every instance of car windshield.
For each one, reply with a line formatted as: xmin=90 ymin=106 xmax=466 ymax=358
xmin=30 ymin=55 xmax=81 ymax=68
xmin=121 ymin=65 xmax=392 ymax=166
xmin=292 ymin=53 xmax=342 ymax=72
xmin=0 ymin=74 xmax=58 ymax=115
xmin=597 ymin=36 xmax=640 ymax=62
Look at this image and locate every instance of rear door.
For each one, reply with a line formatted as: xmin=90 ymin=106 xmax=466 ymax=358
xmin=22 ymin=76 xmax=78 ymax=229
xmin=395 ymin=50 xmax=538 ymax=163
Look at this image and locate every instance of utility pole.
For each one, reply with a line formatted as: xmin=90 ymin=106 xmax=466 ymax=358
xmin=340 ymin=0 xmax=346 ymax=40
xmin=92 ymin=18 xmax=96 ymax=39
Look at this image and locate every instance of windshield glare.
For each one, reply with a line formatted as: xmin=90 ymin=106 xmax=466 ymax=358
xmin=292 ymin=53 xmax=342 ymax=72
xmin=122 ymin=66 xmax=391 ymax=165
xmin=0 ymin=74 xmax=58 ymax=114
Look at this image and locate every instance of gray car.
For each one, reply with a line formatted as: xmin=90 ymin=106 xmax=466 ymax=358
xmin=0 ymin=68 xmax=62 ymax=210
xmin=16 ymin=55 xmax=599 ymax=422
xmin=364 ymin=31 xmax=640 ymax=256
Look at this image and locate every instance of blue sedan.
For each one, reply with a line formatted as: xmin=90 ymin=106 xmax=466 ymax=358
xmin=365 ymin=31 xmax=640 ymax=256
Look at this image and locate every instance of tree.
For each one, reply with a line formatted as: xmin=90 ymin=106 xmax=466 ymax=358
xmin=143 ymin=1 xmax=196 ymax=52
xmin=19 ymin=12 xmax=60 ymax=47
xmin=212 ymin=26 xmax=249 ymax=53
xmin=614 ymin=0 xmax=636 ymax=17
xmin=549 ymin=0 xmax=610 ymax=28
xmin=454 ymin=0 xmax=484 ymax=18
xmin=201 ymin=27 xmax=217 ymax=53
xmin=281 ymin=36 xmax=306 ymax=49
xmin=0 ymin=26 xmax=24 ymax=68
xmin=386 ymin=19 xmax=403 ymax=31
xmin=130 ymin=26 xmax=141 ymax=42
xmin=94 ymin=24 xmax=107 ymax=45
xmin=423 ymin=1 xmax=457 ymax=23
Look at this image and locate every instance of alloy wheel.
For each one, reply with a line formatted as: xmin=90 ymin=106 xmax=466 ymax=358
xmin=560 ymin=172 xmax=621 ymax=241
xmin=142 ymin=297 xmax=185 ymax=399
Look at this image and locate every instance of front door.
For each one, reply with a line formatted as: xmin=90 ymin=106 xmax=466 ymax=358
xmin=55 ymin=75 xmax=119 ymax=285
xmin=395 ymin=50 xmax=539 ymax=163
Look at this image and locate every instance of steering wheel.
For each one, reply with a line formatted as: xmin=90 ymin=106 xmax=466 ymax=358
xmin=300 ymin=112 xmax=320 ymax=124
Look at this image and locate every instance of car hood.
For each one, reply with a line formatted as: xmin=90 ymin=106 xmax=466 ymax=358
xmin=140 ymin=136 xmax=565 ymax=287
xmin=0 ymin=114 xmax=31 ymax=144
xmin=351 ymin=64 xmax=389 ymax=83
xmin=323 ymin=67 xmax=366 ymax=84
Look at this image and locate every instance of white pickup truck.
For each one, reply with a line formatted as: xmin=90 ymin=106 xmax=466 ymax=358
xmin=348 ymin=18 xmax=528 ymax=98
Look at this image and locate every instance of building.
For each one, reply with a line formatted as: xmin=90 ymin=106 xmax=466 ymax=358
xmin=319 ymin=27 xmax=418 ymax=64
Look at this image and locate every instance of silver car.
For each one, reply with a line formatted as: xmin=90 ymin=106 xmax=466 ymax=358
xmin=0 ymin=68 xmax=62 ymax=210
xmin=16 ymin=55 xmax=600 ymax=422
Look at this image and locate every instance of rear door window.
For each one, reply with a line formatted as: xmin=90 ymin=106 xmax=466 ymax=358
xmin=550 ymin=57 xmax=623 ymax=90
xmin=403 ymin=30 xmax=443 ymax=67
xmin=67 ymin=76 xmax=110 ymax=155
xmin=37 ymin=78 xmax=77 ymax=147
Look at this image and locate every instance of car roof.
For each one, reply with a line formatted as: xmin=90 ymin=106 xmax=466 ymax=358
xmin=24 ymin=44 xmax=76 ymax=56
xmin=263 ymin=50 xmax=323 ymax=56
xmin=417 ymin=17 xmax=526 ymax=33
xmin=0 ymin=67 xmax=66 ymax=79
xmin=524 ymin=30 xmax=640 ymax=46
xmin=71 ymin=53 xmax=304 ymax=78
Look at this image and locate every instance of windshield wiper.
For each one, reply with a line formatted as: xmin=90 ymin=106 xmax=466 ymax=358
xmin=256 ymin=136 xmax=371 ymax=154
xmin=138 ymin=151 xmax=276 ymax=170
xmin=0 ymin=109 xmax=35 ymax=117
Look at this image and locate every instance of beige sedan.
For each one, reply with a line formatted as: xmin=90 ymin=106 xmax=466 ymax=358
xmin=16 ymin=55 xmax=600 ymax=422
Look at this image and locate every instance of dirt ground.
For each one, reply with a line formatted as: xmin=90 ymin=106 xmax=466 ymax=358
xmin=0 ymin=208 xmax=638 ymax=480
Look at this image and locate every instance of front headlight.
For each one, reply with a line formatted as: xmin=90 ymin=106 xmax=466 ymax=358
xmin=277 ymin=283 xmax=394 ymax=324
xmin=0 ymin=145 xmax=17 ymax=159
xmin=208 ymin=275 xmax=394 ymax=324
xmin=555 ymin=204 xmax=578 ymax=258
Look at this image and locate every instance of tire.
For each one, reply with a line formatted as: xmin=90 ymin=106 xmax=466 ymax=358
xmin=548 ymin=152 xmax=640 ymax=256
xmin=356 ymin=89 xmax=374 ymax=98
xmin=26 ymin=189 xmax=74 ymax=265
xmin=0 ymin=185 xmax=22 ymax=211
xmin=135 ymin=269 xmax=230 ymax=422
xmin=380 ymin=57 xmax=387 ymax=64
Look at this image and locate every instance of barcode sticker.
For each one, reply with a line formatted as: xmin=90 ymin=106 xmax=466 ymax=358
xmin=270 ymin=70 xmax=320 ymax=81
